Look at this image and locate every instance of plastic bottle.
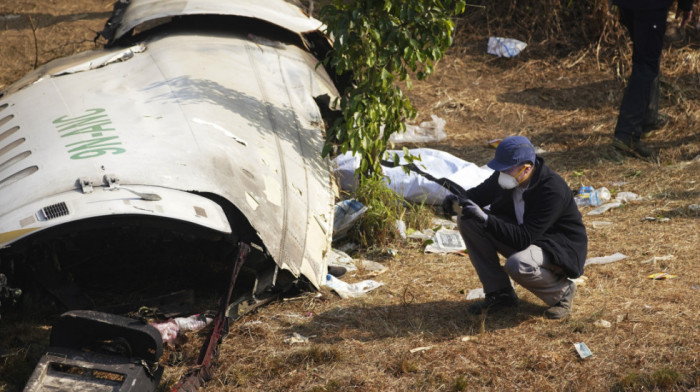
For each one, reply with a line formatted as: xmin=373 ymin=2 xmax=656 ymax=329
xmin=395 ymin=220 xmax=407 ymax=239
xmin=575 ymin=186 xmax=592 ymax=206
xmin=575 ymin=186 xmax=601 ymax=207
xmin=574 ymin=197 xmax=589 ymax=207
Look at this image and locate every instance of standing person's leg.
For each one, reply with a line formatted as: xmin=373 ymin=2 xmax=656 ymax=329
xmin=613 ymin=7 xmax=667 ymax=157
xmin=642 ymin=75 xmax=668 ymax=137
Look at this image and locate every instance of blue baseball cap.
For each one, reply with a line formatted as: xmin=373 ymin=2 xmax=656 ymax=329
xmin=487 ymin=136 xmax=536 ymax=171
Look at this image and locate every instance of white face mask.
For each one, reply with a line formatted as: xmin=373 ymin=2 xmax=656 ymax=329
xmin=498 ymin=172 xmax=520 ymax=189
xmin=498 ymin=164 xmax=531 ymax=189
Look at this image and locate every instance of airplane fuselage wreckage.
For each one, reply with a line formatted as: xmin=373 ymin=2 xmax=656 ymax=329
xmin=0 ymin=0 xmax=342 ymax=390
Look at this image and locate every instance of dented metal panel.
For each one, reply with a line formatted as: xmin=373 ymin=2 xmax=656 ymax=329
xmin=0 ymin=27 xmax=336 ymax=288
xmin=114 ymin=0 xmax=322 ymax=40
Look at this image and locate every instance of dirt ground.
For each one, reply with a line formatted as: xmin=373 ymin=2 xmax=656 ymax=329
xmin=1 ymin=1 xmax=699 ymax=391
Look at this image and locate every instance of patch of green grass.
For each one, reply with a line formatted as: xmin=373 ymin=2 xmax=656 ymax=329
xmin=650 ymin=367 xmax=684 ymax=389
xmin=310 ymin=379 xmax=342 ymax=392
xmin=349 ymin=176 xmax=433 ymax=247
xmin=453 ymin=375 xmax=469 ymax=391
xmin=612 ymin=367 xmax=685 ymax=391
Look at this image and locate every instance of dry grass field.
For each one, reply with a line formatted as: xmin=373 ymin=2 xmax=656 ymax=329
xmin=1 ymin=1 xmax=698 ymax=391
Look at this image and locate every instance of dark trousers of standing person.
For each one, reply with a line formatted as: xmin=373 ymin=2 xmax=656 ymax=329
xmin=614 ymin=7 xmax=668 ymax=144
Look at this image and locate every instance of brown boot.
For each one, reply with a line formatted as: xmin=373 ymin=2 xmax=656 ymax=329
xmin=545 ymin=282 xmax=576 ymax=320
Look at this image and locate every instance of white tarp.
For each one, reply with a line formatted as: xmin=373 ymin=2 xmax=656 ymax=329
xmin=334 ymin=148 xmax=493 ymax=205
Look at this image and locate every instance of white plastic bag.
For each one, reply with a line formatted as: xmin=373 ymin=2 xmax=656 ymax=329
xmin=333 ymin=148 xmax=493 ymax=205
xmin=487 ymin=37 xmax=527 ymax=58
xmin=333 ymin=199 xmax=368 ymax=240
xmin=328 ymin=248 xmax=358 ymax=272
xmin=324 ymin=274 xmax=383 ymax=299
xmin=389 ymin=115 xmax=447 ymax=144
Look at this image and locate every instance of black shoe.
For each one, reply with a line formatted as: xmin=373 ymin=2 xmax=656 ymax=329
xmin=328 ymin=265 xmax=347 ymax=278
xmin=545 ymin=282 xmax=576 ymax=320
xmin=642 ymin=114 xmax=669 ymax=139
xmin=612 ymin=137 xmax=653 ymax=159
xmin=644 ymin=113 xmax=669 ymax=130
xmin=641 ymin=129 xmax=657 ymax=139
xmin=468 ymin=288 xmax=518 ymax=315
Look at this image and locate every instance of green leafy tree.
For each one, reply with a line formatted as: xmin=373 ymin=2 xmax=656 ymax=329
xmin=319 ymin=0 xmax=465 ymax=181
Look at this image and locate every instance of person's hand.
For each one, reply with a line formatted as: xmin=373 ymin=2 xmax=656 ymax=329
xmin=441 ymin=194 xmax=460 ymax=216
xmin=461 ymin=199 xmax=488 ymax=224
xmin=676 ymin=8 xmax=693 ymax=28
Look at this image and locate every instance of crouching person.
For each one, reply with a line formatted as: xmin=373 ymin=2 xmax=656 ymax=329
xmin=445 ymin=136 xmax=587 ymax=319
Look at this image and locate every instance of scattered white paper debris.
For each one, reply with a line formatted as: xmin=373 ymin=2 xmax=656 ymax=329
xmin=587 ymin=201 xmax=622 ymax=215
xmin=352 ymin=259 xmax=386 ymax=276
xmin=390 ymin=115 xmax=447 ymax=144
xmin=594 ymin=319 xmax=612 ymax=328
xmin=574 ymin=342 xmax=593 ymax=359
xmin=409 ymin=346 xmax=433 ymax=353
xmin=466 ymin=288 xmax=485 ymax=300
xmin=333 ymin=199 xmax=367 ymax=240
xmin=640 ymin=255 xmax=675 ymax=264
xmin=585 ymin=252 xmax=627 ymax=266
xmin=615 ymin=192 xmax=640 ymax=203
xmin=431 ymin=217 xmax=458 ymax=230
xmin=284 ymin=332 xmax=310 ymax=345
xmin=324 ymin=274 xmax=383 ymax=299
xmin=407 ymin=228 xmax=435 ymax=241
xmin=424 ymin=229 xmax=466 ymax=254
xmin=328 ymin=248 xmax=359 ymax=272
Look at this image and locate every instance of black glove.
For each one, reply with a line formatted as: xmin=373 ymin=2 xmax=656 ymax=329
xmin=441 ymin=194 xmax=461 ymax=216
xmin=461 ymin=199 xmax=488 ymax=224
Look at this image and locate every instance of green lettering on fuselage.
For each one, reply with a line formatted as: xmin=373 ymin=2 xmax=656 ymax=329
xmin=53 ymin=108 xmax=125 ymax=159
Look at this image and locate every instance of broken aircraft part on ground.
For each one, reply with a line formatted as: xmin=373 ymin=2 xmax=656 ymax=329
xmin=24 ymin=310 xmax=165 ymax=392
xmin=0 ymin=0 xmax=339 ymax=323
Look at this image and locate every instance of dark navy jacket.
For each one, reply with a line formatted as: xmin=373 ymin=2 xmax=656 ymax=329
xmin=613 ymin=0 xmax=694 ymax=11
xmin=464 ymin=157 xmax=588 ymax=278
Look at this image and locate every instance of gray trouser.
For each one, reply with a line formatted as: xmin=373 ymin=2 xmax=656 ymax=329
xmin=459 ymin=218 xmax=571 ymax=306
